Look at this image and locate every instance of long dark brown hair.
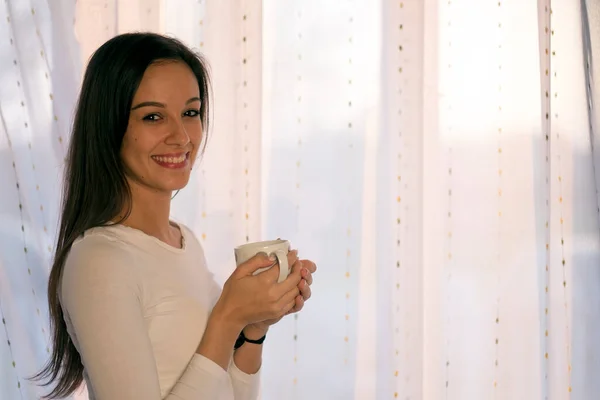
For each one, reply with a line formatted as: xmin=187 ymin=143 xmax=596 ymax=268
xmin=31 ymin=32 xmax=211 ymax=399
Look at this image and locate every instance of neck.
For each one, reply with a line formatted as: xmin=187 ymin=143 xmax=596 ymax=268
xmin=116 ymin=180 xmax=174 ymax=241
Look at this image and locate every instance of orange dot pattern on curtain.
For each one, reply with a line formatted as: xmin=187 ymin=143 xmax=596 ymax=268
xmin=548 ymin=4 xmax=572 ymax=397
xmin=443 ymin=0 xmax=453 ymax=397
xmin=540 ymin=2 xmax=552 ymax=399
xmin=33 ymin=4 xmax=56 ymax=257
xmin=292 ymin=3 xmax=303 ymax=394
xmin=199 ymin=0 xmax=205 ymax=49
xmin=494 ymin=0 xmax=503 ymax=395
xmin=241 ymin=4 xmax=251 ymax=244
xmin=393 ymin=1 xmax=408 ymax=399
xmin=32 ymin=5 xmax=66 ymax=158
xmin=0 ymin=311 xmax=21 ymax=395
xmin=8 ymin=5 xmax=53 ymax=257
xmin=2 ymin=2 xmax=51 ymax=351
xmin=1 ymin=2 xmax=64 ymax=396
xmin=343 ymin=0 xmax=356 ymax=370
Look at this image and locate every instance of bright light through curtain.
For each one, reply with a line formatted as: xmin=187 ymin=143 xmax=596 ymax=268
xmin=1 ymin=1 xmax=600 ymax=399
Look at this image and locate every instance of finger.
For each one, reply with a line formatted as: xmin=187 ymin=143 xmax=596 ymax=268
xmin=286 ymin=294 xmax=305 ymax=315
xmin=301 ymin=269 xmax=313 ymax=286
xmin=234 ymin=253 xmax=277 ymax=277
xmin=277 ymin=285 xmax=300 ymax=310
xmin=282 ymin=298 xmax=297 ymax=315
xmin=290 ymin=259 xmax=304 ymax=275
xmin=293 ymin=294 xmax=305 ymax=313
xmin=259 ymin=258 xmax=280 ymax=282
xmin=270 ymin=250 xmax=298 ymax=284
xmin=274 ymin=265 xmax=302 ymax=296
xmin=299 ymin=259 xmax=317 ymax=274
xmin=287 ymin=249 xmax=299 ymax=267
xmin=283 ymin=250 xmax=299 ymax=278
xmin=259 ymin=250 xmax=298 ymax=283
xmin=299 ymin=279 xmax=311 ymax=301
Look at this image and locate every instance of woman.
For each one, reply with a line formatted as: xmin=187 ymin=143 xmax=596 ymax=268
xmin=33 ymin=32 xmax=316 ymax=399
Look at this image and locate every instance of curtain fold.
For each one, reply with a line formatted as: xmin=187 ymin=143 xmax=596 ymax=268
xmin=1 ymin=1 xmax=600 ymax=399
xmin=582 ymin=0 xmax=600 ymax=227
xmin=0 ymin=0 xmax=80 ymax=398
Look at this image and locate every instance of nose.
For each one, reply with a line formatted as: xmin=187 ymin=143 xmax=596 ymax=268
xmin=165 ymin=119 xmax=190 ymax=147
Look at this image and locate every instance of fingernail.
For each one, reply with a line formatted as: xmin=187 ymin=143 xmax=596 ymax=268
xmin=269 ymin=254 xmax=277 ymax=261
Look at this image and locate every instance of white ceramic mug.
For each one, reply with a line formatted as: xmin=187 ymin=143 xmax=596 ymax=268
xmin=234 ymin=239 xmax=291 ymax=283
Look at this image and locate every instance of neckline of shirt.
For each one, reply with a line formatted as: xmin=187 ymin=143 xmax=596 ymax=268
xmin=100 ymin=221 xmax=188 ymax=254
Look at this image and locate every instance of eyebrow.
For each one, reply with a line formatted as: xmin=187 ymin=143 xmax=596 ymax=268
xmin=131 ymin=97 xmax=201 ymax=110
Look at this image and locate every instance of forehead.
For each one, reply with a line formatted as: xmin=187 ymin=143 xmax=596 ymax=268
xmin=133 ymin=61 xmax=200 ymax=102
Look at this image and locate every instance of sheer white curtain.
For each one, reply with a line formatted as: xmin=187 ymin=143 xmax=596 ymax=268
xmin=0 ymin=0 xmax=80 ymax=399
xmin=1 ymin=0 xmax=599 ymax=399
xmin=415 ymin=1 xmax=600 ymax=398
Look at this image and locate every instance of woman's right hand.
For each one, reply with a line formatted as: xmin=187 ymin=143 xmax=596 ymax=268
xmin=212 ymin=251 xmax=302 ymax=331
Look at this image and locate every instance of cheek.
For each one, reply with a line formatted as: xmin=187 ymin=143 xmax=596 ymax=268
xmin=122 ymin=136 xmax=137 ymax=161
xmin=186 ymin=124 xmax=203 ymax=152
xmin=121 ymin=133 xmax=151 ymax=173
xmin=190 ymin=129 xmax=203 ymax=156
xmin=188 ymin=125 xmax=203 ymax=144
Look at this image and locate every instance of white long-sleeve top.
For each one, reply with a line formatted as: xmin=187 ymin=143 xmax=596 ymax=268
xmin=59 ymin=222 xmax=260 ymax=400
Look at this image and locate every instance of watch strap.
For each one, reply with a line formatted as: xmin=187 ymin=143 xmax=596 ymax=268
xmin=234 ymin=330 xmax=266 ymax=350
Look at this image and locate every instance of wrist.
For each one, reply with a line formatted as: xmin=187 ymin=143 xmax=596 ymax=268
xmin=243 ymin=324 xmax=269 ymax=341
xmin=207 ymin=305 xmax=245 ymax=340
xmin=195 ymin=306 xmax=245 ymax=370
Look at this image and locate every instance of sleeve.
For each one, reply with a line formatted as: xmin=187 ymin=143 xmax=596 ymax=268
xmin=206 ymin=275 xmax=261 ymax=400
xmin=228 ymin=360 xmax=261 ymax=400
xmin=60 ymin=236 xmax=231 ymax=400
xmin=191 ymin=228 xmax=262 ymax=400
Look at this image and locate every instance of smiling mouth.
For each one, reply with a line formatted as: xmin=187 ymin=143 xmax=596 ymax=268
xmin=151 ymin=152 xmax=190 ymax=168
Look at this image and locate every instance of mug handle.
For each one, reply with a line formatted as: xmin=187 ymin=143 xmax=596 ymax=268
xmin=273 ymin=249 xmax=289 ymax=283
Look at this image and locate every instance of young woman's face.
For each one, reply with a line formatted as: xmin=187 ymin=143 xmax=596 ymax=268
xmin=121 ymin=61 xmax=202 ymax=194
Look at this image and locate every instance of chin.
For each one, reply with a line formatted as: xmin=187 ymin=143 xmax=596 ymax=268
xmin=144 ymin=175 xmax=190 ymax=194
xmin=169 ymin=176 xmax=192 ymax=191
xmin=127 ymin=170 xmax=191 ymax=194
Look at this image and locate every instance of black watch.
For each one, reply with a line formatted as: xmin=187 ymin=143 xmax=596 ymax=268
xmin=234 ymin=330 xmax=266 ymax=350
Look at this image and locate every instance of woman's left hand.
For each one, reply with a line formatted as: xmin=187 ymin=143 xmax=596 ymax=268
xmin=286 ymin=258 xmax=316 ymax=314
xmin=242 ymin=256 xmax=317 ymax=339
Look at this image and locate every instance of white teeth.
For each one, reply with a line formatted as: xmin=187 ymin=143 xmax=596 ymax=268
xmin=153 ymin=154 xmax=186 ymax=164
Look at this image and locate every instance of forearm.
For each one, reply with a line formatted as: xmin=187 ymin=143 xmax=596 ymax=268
xmin=233 ymin=326 xmax=267 ymax=374
xmin=196 ymin=309 xmax=242 ymax=370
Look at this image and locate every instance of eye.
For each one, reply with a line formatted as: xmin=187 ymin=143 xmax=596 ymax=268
xmin=184 ymin=109 xmax=201 ymax=118
xmin=143 ymin=113 xmax=162 ymax=122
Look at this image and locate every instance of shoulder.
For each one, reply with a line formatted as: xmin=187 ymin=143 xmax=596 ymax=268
xmin=69 ymin=227 xmax=135 ymax=265
xmin=62 ymin=229 xmax=138 ymax=293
